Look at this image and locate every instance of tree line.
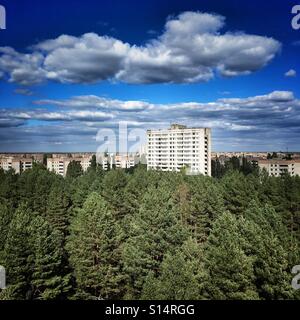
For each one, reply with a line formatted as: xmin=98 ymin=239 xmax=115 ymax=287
xmin=0 ymin=157 xmax=300 ymax=300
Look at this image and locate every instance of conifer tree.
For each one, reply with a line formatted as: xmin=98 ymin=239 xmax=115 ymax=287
xmin=3 ymin=203 xmax=33 ymax=299
xmin=204 ymin=212 xmax=258 ymax=300
xmin=241 ymin=202 xmax=295 ymax=299
xmin=66 ymin=161 xmax=83 ymax=179
xmin=0 ymin=169 xmax=18 ymax=208
xmin=184 ymin=177 xmax=225 ymax=242
xmin=101 ymin=169 xmax=128 ymax=218
xmin=141 ymin=238 xmax=206 ymax=300
xmin=0 ymin=201 xmax=13 ymax=261
xmin=123 ymin=185 xmax=188 ymax=298
xmin=67 ymin=192 xmax=125 ymax=299
xmin=221 ymin=171 xmax=257 ymax=216
xmin=30 ymin=216 xmax=71 ymax=300
xmin=46 ymin=180 xmax=70 ymax=235
xmin=123 ymin=166 xmax=150 ymax=216
xmin=90 ymin=155 xmax=97 ymax=170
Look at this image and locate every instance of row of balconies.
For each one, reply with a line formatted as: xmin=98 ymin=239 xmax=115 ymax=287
xmin=148 ymin=155 xmax=204 ymax=158
xmin=148 ymin=147 xmax=203 ymax=151
xmin=148 ymin=132 xmax=204 ymax=137
xmin=148 ymin=154 xmax=205 ymax=157
xmin=148 ymin=161 xmax=205 ymax=166
xmin=148 ymin=137 xmax=202 ymax=141
xmin=148 ymin=164 xmax=203 ymax=167
xmin=148 ymin=138 xmax=203 ymax=142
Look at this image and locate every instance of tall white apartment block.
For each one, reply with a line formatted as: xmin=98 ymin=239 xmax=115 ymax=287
xmin=147 ymin=124 xmax=211 ymax=176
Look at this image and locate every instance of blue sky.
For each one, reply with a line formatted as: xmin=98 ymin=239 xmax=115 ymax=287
xmin=0 ymin=0 xmax=300 ymax=152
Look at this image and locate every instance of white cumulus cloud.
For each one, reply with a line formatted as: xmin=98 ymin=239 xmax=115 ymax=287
xmin=285 ymin=69 xmax=297 ymax=77
xmin=0 ymin=12 xmax=281 ymax=86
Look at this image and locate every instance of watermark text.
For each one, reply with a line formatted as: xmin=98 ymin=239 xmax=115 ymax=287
xmin=292 ymin=265 xmax=300 ymax=290
xmin=0 ymin=5 xmax=6 ymax=30
xmin=292 ymin=5 xmax=300 ymax=30
xmin=0 ymin=265 xmax=6 ymax=289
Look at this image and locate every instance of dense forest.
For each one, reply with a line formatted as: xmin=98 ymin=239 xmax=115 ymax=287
xmin=0 ymin=157 xmax=300 ymax=300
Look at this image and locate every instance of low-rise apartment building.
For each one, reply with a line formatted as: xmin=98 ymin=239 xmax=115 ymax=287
xmin=258 ymin=159 xmax=300 ymax=177
xmin=0 ymin=157 xmax=35 ymax=174
xmin=47 ymin=156 xmax=92 ymax=176
xmin=114 ymin=154 xmax=139 ymax=169
xmin=97 ymin=153 xmax=139 ymax=170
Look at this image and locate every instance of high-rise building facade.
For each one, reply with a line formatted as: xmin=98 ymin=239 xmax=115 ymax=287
xmin=147 ymin=124 xmax=211 ymax=176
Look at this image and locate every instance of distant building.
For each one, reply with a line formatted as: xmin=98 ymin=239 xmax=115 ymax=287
xmin=114 ymin=154 xmax=139 ymax=169
xmin=0 ymin=157 xmax=36 ymax=174
xmin=211 ymin=152 xmax=269 ymax=159
xmin=47 ymin=156 xmax=92 ymax=176
xmin=21 ymin=160 xmax=34 ymax=171
xmin=258 ymin=159 xmax=300 ymax=177
xmin=0 ymin=157 xmax=21 ymax=173
xmin=99 ymin=157 xmax=110 ymax=171
xmin=147 ymin=124 xmax=211 ymax=176
xmin=47 ymin=158 xmax=66 ymax=176
xmin=97 ymin=153 xmax=140 ymax=170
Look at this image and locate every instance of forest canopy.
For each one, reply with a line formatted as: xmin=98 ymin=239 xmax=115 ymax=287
xmin=0 ymin=162 xmax=299 ymax=300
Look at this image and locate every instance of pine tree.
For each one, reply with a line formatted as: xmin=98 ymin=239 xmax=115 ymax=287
xmin=173 ymin=182 xmax=192 ymax=227
xmin=90 ymin=155 xmax=97 ymax=170
xmin=101 ymin=169 xmax=128 ymax=218
xmin=141 ymin=238 xmax=206 ymax=300
xmin=281 ymin=175 xmax=300 ymax=253
xmin=0 ymin=200 xmax=13 ymax=261
xmin=241 ymin=202 xmax=295 ymax=299
xmin=123 ymin=185 xmax=188 ymax=298
xmin=66 ymin=161 xmax=83 ymax=179
xmin=258 ymin=174 xmax=286 ymax=214
xmin=46 ymin=180 xmax=70 ymax=235
xmin=30 ymin=216 xmax=71 ymax=300
xmin=123 ymin=166 xmax=150 ymax=216
xmin=67 ymin=192 xmax=125 ymax=299
xmin=221 ymin=171 xmax=257 ymax=216
xmin=211 ymin=158 xmax=225 ymax=178
xmin=204 ymin=212 xmax=258 ymax=300
xmin=184 ymin=177 xmax=225 ymax=243
xmin=68 ymin=177 xmax=90 ymax=209
xmin=2 ymin=203 xmax=33 ymax=299
xmin=0 ymin=169 xmax=18 ymax=208
xmin=17 ymin=164 xmax=58 ymax=216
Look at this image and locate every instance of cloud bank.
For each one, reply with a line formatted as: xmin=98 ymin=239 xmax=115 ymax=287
xmin=1 ymin=90 xmax=299 ymax=152
xmin=0 ymin=11 xmax=281 ymax=86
